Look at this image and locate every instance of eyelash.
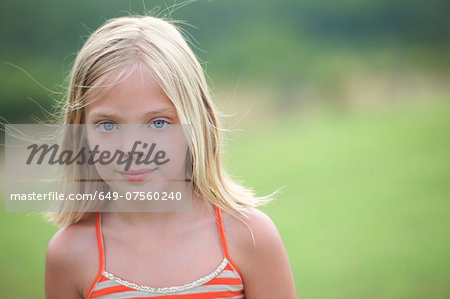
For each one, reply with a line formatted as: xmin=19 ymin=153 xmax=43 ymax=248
xmin=95 ymin=119 xmax=170 ymax=130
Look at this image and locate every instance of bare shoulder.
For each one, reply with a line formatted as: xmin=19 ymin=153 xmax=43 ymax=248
xmin=45 ymin=214 xmax=98 ymax=299
xmin=222 ymin=207 xmax=297 ymax=299
xmin=222 ymin=207 xmax=282 ymax=254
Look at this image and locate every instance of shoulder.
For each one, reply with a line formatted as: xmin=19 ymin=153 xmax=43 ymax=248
xmin=45 ymin=213 xmax=99 ymax=298
xmin=222 ymin=207 xmax=282 ymax=256
xmin=222 ymin=207 xmax=297 ymax=299
xmin=46 ymin=215 xmax=98 ymax=267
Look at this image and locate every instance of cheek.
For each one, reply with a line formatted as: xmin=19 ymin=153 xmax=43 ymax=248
xmin=154 ymin=129 xmax=189 ymax=177
xmin=85 ymin=132 xmax=118 ymax=179
xmin=159 ymin=147 xmax=188 ymax=178
xmin=86 ymin=127 xmax=120 ymax=154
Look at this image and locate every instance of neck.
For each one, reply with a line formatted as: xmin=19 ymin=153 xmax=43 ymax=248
xmin=107 ymin=193 xmax=209 ymax=229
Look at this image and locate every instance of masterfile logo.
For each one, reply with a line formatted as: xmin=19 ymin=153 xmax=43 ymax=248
xmin=4 ymin=124 xmax=193 ymax=212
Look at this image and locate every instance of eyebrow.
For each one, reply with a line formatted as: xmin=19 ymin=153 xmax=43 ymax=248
xmin=87 ymin=108 xmax=177 ymax=122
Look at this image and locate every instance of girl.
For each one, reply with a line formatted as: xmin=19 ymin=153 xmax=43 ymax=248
xmin=45 ymin=15 xmax=297 ymax=298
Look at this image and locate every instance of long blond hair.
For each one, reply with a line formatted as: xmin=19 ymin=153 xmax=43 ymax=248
xmin=48 ymin=15 xmax=272 ymax=227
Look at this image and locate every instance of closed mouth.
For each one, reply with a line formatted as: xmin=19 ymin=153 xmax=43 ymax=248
xmin=119 ymin=168 xmax=156 ymax=182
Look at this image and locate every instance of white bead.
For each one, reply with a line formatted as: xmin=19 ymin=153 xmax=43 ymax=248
xmin=102 ymin=257 xmax=229 ymax=293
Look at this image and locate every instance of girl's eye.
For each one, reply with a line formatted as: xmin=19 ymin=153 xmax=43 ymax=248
xmin=99 ymin=122 xmax=116 ymax=131
xmin=150 ymin=120 xmax=167 ymax=129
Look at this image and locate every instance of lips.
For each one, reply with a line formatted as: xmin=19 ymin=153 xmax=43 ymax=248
xmin=119 ymin=168 xmax=156 ymax=182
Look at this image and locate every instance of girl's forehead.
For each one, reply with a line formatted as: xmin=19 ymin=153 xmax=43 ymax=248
xmin=85 ymin=70 xmax=175 ymax=118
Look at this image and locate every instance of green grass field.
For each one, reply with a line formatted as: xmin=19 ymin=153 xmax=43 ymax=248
xmin=1 ymin=101 xmax=449 ymax=298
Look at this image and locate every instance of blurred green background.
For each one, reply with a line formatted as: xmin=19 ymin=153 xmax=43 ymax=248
xmin=0 ymin=0 xmax=449 ymax=298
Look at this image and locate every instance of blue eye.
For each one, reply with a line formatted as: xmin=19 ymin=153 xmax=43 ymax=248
xmin=100 ymin=122 xmax=116 ymax=131
xmin=151 ymin=120 xmax=167 ymax=129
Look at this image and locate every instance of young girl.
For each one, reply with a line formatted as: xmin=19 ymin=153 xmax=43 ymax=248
xmin=45 ymin=15 xmax=297 ymax=299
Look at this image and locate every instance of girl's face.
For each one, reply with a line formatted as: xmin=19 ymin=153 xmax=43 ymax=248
xmin=84 ymin=70 xmax=190 ymax=200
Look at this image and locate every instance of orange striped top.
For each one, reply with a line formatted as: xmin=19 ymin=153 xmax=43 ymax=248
xmin=84 ymin=206 xmax=245 ymax=298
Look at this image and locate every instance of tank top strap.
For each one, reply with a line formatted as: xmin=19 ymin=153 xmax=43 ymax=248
xmin=214 ymin=205 xmax=231 ymax=260
xmin=95 ymin=211 xmax=105 ymax=270
xmin=84 ymin=212 xmax=105 ymax=299
xmin=214 ymin=205 xmax=243 ymax=279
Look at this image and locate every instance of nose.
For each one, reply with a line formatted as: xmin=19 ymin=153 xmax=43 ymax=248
xmin=118 ymin=125 xmax=149 ymax=161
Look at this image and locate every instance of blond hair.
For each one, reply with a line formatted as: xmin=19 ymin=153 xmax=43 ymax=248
xmin=48 ymin=15 xmax=272 ymax=227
